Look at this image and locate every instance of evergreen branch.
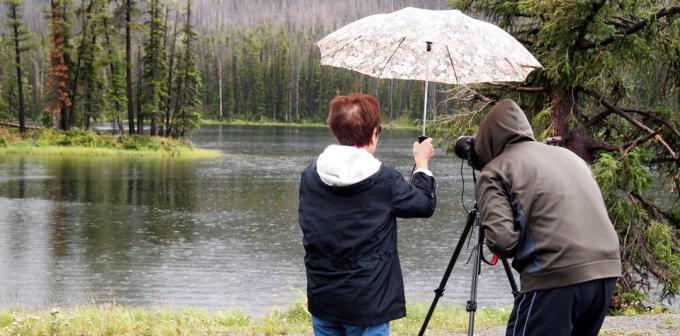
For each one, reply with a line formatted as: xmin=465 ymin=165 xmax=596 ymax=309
xmin=590 ymin=130 xmax=660 ymax=153
xmin=620 ymin=128 xmax=663 ymax=157
xmin=0 ymin=121 xmax=40 ymax=129
xmin=490 ymin=83 xmax=547 ymax=93
xmin=585 ymin=88 xmax=677 ymax=159
xmin=584 ymin=109 xmax=613 ymax=127
xmin=622 ymin=107 xmax=680 ymax=139
xmin=577 ymin=6 xmax=680 ymax=49
xmin=585 ymin=106 xmax=680 ymax=140
xmin=631 ymin=192 xmax=678 ymax=229
xmin=573 ymin=0 xmax=608 ymax=48
xmin=515 ymin=36 xmax=534 ymax=46
xmin=440 ymin=85 xmax=497 ymax=105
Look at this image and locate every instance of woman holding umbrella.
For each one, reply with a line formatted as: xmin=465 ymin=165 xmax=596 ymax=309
xmin=298 ymin=93 xmax=436 ymax=335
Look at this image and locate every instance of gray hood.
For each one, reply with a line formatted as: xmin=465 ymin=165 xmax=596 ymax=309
xmin=474 ymin=99 xmax=535 ymax=163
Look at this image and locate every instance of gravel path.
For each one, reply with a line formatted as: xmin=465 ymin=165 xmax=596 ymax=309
xmin=443 ymin=313 xmax=680 ymax=336
xmin=599 ymin=314 xmax=679 ymax=336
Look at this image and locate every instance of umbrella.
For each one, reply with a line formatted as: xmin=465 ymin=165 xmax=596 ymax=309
xmin=315 ymin=7 xmax=542 ymax=136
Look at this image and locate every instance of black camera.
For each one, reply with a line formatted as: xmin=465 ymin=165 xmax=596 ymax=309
xmin=454 ymin=136 xmax=486 ymax=170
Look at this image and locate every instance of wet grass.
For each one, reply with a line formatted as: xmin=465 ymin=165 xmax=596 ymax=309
xmin=0 ymin=302 xmax=511 ymax=335
xmin=2 ymin=302 xmax=672 ymax=335
xmin=0 ymin=126 xmax=222 ymax=159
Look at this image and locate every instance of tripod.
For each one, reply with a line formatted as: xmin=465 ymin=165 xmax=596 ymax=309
xmin=418 ymin=205 xmax=519 ymax=336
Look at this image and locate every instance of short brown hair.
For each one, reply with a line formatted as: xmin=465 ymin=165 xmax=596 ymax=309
xmin=327 ymin=94 xmax=381 ymax=146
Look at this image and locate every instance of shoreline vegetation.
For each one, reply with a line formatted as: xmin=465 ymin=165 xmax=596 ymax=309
xmin=0 ymin=303 xmax=511 ymax=335
xmin=0 ymin=117 xmax=418 ymax=159
xmin=0 ymin=125 xmax=222 ymax=159
xmin=200 ymin=117 xmax=420 ymax=130
xmin=1 ymin=303 xmax=676 ymax=335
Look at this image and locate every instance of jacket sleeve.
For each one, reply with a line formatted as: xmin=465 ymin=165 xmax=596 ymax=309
xmin=475 ymin=170 xmax=519 ymax=258
xmin=390 ymin=170 xmax=436 ymax=218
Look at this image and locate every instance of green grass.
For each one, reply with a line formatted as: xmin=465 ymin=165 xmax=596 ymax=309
xmin=2 ymin=302 xmax=672 ymax=335
xmin=383 ymin=113 xmax=420 ymax=130
xmin=0 ymin=303 xmax=511 ymax=335
xmin=201 ymin=117 xmax=419 ymax=130
xmin=0 ymin=126 xmax=222 ymax=159
xmin=201 ymin=118 xmax=328 ymax=128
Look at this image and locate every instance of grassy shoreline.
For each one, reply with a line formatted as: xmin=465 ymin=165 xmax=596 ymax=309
xmin=3 ymin=303 xmax=675 ymax=335
xmin=1 ymin=303 xmax=511 ymax=335
xmin=201 ymin=118 xmax=420 ymax=130
xmin=201 ymin=118 xmax=328 ymax=128
xmin=0 ymin=126 xmax=222 ymax=159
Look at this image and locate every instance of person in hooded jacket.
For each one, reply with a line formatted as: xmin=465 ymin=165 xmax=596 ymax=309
xmin=298 ymin=93 xmax=436 ymax=336
xmin=473 ymin=99 xmax=622 ymax=336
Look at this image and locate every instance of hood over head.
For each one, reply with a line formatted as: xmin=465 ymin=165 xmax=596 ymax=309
xmin=474 ymin=99 xmax=535 ymax=164
xmin=316 ymin=145 xmax=382 ymax=187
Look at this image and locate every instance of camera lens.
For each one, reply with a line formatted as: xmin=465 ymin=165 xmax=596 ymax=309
xmin=454 ymin=136 xmax=474 ymax=160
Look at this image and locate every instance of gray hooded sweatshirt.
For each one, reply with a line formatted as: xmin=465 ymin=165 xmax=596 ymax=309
xmin=474 ymin=99 xmax=621 ymax=293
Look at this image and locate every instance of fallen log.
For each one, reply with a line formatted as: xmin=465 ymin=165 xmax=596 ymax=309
xmin=0 ymin=121 xmax=42 ymax=130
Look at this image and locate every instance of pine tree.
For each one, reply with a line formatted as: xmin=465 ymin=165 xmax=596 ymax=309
xmin=4 ymin=0 xmax=30 ymax=132
xmin=122 ymin=0 xmax=137 ymax=134
xmin=275 ymin=26 xmax=290 ymax=122
xmin=102 ymin=14 xmax=127 ymax=137
xmin=442 ymin=0 xmax=680 ymax=305
xmin=163 ymin=3 xmax=179 ymax=136
xmin=45 ymin=0 xmax=73 ymax=130
xmin=223 ymin=54 xmax=235 ymax=120
xmin=141 ymin=0 xmax=167 ymax=136
xmin=78 ymin=0 xmax=108 ymax=129
xmin=172 ymin=0 xmax=201 ymax=137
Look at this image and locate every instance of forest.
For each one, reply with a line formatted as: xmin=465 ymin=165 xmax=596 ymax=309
xmin=0 ymin=0 xmax=448 ymax=136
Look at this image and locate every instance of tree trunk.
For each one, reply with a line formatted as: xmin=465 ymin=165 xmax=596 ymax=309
xmin=165 ymin=8 xmax=179 ymax=136
xmin=551 ymin=90 xmax=592 ymax=161
xmin=389 ymin=79 xmax=394 ymax=120
xmin=10 ymin=4 xmax=26 ymax=133
xmin=136 ymin=43 xmax=143 ymax=135
xmin=295 ymin=64 xmax=300 ymax=120
xmin=179 ymin=0 xmax=192 ymax=138
xmin=103 ymin=17 xmax=124 ymax=138
xmin=432 ymin=83 xmax=437 ymax=120
xmin=218 ymin=56 xmax=223 ymax=119
xmin=125 ymin=0 xmax=135 ymax=134
xmin=68 ymin=0 xmax=93 ymax=129
xmin=158 ymin=3 xmax=170 ymax=136
xmin=84 ymin=15 xmax=97 ymax=131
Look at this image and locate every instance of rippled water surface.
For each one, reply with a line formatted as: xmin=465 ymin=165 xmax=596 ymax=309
xmin=0 ymin=125 xmax=519 ymax=314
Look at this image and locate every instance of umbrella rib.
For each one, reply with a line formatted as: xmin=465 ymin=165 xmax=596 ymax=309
xmin=377 ymin=36 xmax=406 ymax=79
xmin=321 ymin=35 xmax=363 ymax=62
xmin=504 ymin=57 xmax=522 ymax=78
xmin=445 ymin=45 xmax=459 ymax=85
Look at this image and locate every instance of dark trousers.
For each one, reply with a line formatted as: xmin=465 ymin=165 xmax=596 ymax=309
xmin=505 ymin=277 xmax=618 ymax=336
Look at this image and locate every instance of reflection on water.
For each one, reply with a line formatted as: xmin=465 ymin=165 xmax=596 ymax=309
xmin=0 ymin=125 xmax=518 ymax=314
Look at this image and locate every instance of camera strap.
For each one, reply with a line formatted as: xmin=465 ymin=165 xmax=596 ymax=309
xmin=478 ymin=228 xmax=499 ymax=266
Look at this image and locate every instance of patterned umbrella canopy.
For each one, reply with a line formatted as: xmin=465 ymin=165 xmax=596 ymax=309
xmin=316 ymin=7 xmax=542 ymax=85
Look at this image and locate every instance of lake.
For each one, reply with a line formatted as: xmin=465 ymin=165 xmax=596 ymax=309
xmin=0 ymin=125 xmax=518 ymax=315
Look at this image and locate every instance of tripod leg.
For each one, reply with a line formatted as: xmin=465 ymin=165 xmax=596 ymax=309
xmin=466 ymin=213 xmax=483 ymax=336
xmin=502 ymin=258 xmax=520 ymax=297
xmin=417 ymin=209 xmax=477 ymax=336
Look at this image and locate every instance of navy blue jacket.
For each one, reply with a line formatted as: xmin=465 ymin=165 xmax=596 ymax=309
xmin=298 ymin=163 xmax=436 ymax=326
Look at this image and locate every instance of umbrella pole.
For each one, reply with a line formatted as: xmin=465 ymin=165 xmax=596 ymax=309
xmin=420 ymin=41 xmax=432 ymax=139
xmin=422 ymin=80 xmax=428 ymax=136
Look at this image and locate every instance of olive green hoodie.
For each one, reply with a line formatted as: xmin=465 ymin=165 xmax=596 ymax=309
xmin=474 ymin=99 xmax=621 ymax=292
